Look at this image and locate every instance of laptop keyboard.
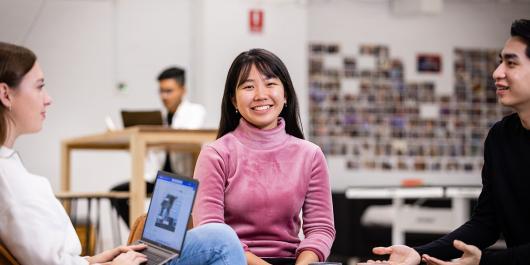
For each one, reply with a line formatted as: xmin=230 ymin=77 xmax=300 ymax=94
xmin=139 ymin=246 xmax=171 ymax=265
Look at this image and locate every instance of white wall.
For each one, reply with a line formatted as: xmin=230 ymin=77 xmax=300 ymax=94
xmin=308 ymin=0 xmax=530 ymax=189
xmin=192 ymin=0 xmax=308 ymax=129
xmin=0 ymin=0 xmax=192 ymax=189
xmin=0 ymin=0 xmax=193 ymax=247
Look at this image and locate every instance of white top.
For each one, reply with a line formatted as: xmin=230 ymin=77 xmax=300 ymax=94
xmin=145 ymin=100 xmax=206 ymax=180
xmin=169 ymin=100 xmax=206 ymax=129
xmin=0 ymin=146 xmax=87 ymax=265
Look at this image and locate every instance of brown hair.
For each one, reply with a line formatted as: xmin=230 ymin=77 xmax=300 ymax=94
xmin=0 ymin=42 xmax=37 ymax=145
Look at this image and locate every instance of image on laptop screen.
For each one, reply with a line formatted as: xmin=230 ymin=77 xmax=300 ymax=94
xmin=142 ymin=173 xmax=198 ymax=252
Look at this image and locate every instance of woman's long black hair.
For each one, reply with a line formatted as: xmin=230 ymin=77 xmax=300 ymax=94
xmin=217 ymin=48 xmax=304 ymax=140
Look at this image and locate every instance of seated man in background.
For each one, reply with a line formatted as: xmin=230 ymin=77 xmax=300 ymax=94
xmin=371 ymin=19 xmax=530 ymax=265
xmin=111 ymin=66 xmax=206 ymax=226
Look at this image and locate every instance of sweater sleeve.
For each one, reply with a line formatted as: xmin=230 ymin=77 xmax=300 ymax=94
xmin=0 ymin=168 xmax=88 ymax=265
xmin=479 ymin=244 xmax=530 ymax=265
xmin=192 ymin=145 xmax=249 ymax=251
xmin=193 ymin=145 xmax=228 ymax=225
xmin=414 ymin=131 xmax=500 ymax=260
xmin=296 ymin=148 xmax=336 ymax=261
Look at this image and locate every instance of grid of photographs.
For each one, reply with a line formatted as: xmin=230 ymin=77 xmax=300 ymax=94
xmin=308 ymin=43 xmax=511 ymax=173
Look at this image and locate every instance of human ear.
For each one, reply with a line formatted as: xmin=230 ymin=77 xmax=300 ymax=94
xmin=0 ymin=83 xmax=12 ymax=109
xmin=231 ymin=97 xmax=237 ymax=110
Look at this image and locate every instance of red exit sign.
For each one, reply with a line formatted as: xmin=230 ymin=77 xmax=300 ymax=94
xmin=249 ymin=9 xmax=264 ymax=33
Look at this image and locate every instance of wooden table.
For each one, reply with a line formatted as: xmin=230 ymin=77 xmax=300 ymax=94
xmin=60 ymin=126 xmax=217 ymax=227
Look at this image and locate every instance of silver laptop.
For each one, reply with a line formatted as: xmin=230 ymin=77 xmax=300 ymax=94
xmin=132 ymin=171 xmax=198 ymax=265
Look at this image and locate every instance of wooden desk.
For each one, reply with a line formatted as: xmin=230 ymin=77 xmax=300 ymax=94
xmin=60 ymin=126 xmax=217 ymax=227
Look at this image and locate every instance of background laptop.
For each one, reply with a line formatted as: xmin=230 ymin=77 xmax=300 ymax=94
xmin=121 ymin=110 xmax=164 ymax=128
xmin=132 ymin=171 xmax=199 ymax=265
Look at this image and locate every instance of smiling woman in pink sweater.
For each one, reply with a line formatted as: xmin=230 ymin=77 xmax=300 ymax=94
xmin=193 ymin=49 xmax=335 ymax=265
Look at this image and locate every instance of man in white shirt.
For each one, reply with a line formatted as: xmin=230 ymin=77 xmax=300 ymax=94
xmin=155 ymin=67 xmax=206 ymax=174
xmin=111 ymin=66 xmax=206 ymax=226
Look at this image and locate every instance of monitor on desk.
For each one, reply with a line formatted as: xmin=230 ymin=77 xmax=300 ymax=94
xmin=121 ymin=110 xmax=164 ymax=128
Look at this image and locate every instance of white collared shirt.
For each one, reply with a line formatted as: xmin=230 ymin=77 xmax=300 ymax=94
xmin=0 ymin=146 xmax=87 ymax=265
xmin=170 ymin=100 xmax=206 ymax=129
xmin=145 ymin=100 xmax=206 ymax=181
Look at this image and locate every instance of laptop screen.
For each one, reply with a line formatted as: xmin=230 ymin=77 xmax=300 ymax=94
xmin=121 ymin=110 xmax=164 ymax=127
xmin=142 ymin=171 xmax=198 ymax=253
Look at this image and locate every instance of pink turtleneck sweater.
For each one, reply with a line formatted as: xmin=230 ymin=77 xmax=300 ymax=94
xmin=193 ymin=118 xmax=335 ymax=261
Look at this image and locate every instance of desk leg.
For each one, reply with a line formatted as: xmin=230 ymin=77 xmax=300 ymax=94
xmin=392 ymin=198 xmax=405 ymax=245
xmin=130 ymin=136 xmax=146 ymax=228
xmin=61 ymin=143 xmax=71 ymax=192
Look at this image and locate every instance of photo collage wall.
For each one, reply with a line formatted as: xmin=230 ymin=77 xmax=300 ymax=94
xmin=308 ymin=43 xmax=511 ymax=174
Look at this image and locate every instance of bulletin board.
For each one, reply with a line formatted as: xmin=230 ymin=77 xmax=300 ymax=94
xmin=308 ymin=43 xmax=510 ymax=186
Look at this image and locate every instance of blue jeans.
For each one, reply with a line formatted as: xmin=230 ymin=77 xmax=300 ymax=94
xmin=169 ymin=223 xmax=246 ymax=265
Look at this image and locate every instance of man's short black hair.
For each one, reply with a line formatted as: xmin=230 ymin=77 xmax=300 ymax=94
xmin=157 ymin=66 xmax=185 ymax=87
xmin=511 ymin=19 xmax=530 ymax=59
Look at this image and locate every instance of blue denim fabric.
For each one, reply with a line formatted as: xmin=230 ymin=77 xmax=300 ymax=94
xmin=169 ymin=223 xmax=246 ymax=265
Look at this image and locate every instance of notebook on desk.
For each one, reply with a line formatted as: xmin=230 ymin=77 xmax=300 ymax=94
xmin=131 ymin=171 xmax=198 ymax=265
xmin=121 ymin=110 xmax=164 ymax=127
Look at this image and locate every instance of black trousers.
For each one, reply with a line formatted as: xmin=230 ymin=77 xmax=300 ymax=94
xmin=110 ymin=181 xmax=155 ymax=227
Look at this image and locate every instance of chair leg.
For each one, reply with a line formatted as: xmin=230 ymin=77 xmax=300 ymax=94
xmin=85 ymin=199 xmax=92 ymax=255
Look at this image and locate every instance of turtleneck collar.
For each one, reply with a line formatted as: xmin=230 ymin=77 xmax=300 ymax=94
xmin=232 ymin=117 xmax=290 ymax=150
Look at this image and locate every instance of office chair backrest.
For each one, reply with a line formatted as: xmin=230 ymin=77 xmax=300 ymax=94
xmin=127 ymin=214 xmax=147 ymax=244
